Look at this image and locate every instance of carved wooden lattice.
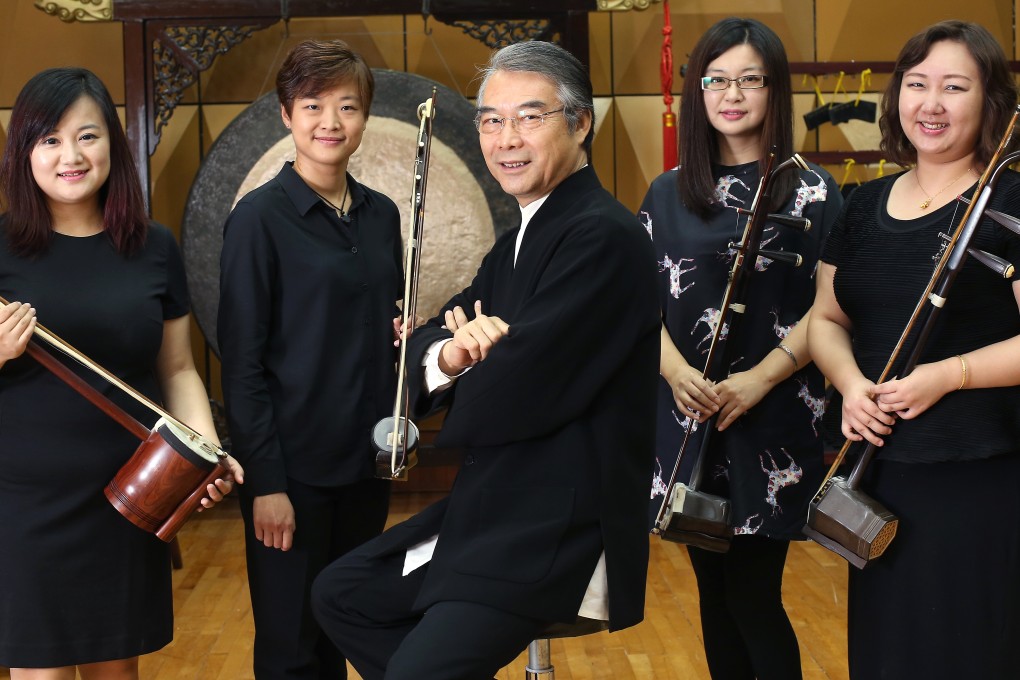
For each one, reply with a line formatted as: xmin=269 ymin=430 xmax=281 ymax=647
xmin=449 ymin=19 xmax=559 ymax=49
xmin=596 ymin=0 xmax=663 ymax=10
xmin=152 ymin=25 xmax=265 ymax=138
xmin=33 ymin=0 xmax=112 ymax=23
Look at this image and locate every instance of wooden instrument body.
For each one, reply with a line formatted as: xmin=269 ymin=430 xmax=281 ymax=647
xmin=105 ymin=418 xmax=227 ymax=541
xmin=659 ymin=482 xmax=733 ymax=552
xmin=803 ymin=476 xmax=897 ymax=568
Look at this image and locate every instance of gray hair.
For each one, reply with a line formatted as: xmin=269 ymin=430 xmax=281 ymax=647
xmin=476 ymin=41 xmax=595 ymax=154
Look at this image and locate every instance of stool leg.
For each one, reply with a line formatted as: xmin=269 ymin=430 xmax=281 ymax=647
xmin=524 ymin=639 xmax=554 ymax=679
xmin=170 ymin=536 xmax=183 ymax=570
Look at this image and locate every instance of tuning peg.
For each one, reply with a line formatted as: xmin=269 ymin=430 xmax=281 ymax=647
xmin=758 ymin=249 xmax=803 ymax=267
xmin=967 ymin=248 xmax=1015 ymax=279
xmin=957 ymin=196 xmax=1020 ymax=235
xmin=768 ymin=214 xmax=812 ymax=232
xmin=983 ymin=209 xmax=1020 ymax=237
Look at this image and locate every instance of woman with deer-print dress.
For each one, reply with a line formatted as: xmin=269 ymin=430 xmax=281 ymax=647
xmin=641 ymin=18 xmax=841 ymax=680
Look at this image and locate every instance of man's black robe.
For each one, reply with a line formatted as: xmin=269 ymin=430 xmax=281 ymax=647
xmin=378 ymin=166 xmax=660 ymax=631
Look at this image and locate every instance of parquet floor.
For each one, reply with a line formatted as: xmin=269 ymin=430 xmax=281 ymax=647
xmin=1 ymin=492 xmax=849 ymax=679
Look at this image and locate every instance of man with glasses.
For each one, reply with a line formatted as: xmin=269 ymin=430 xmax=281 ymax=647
xmin=311 ymin=40 xmax=660 ymax=680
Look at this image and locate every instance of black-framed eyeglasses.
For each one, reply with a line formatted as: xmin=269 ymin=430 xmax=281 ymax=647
xmin=701 ymin=75 xmax=769 ymax=91
xmin=474 ymin=108 xmax=565 ymax=134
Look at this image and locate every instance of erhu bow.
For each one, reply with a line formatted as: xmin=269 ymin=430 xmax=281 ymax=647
xmin=372 ymin=88 xmax=437 ymax=481
xmin=653 ymin=152 xmax=812 ymax=551
xmin=803 ymin=103 xmax=1020 ymax=568
xmin=0 ymin=295 xmax=229 ymax=541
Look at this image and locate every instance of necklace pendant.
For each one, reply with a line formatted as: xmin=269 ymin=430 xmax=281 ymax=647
xmin=919 ymin=198 xmax=932 ymax=210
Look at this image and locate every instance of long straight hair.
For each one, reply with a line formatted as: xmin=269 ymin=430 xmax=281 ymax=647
xmin=677 ymin=18 xmax=795 ymax=220
xmin=0 ymin=67 xmax=147 ymax=257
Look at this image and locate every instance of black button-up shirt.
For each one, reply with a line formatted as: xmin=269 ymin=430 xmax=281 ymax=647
xmin=218 ymin=162 xmax=403 ymax=494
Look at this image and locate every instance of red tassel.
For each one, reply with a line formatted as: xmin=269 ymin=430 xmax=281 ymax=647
xmin=660 ymin=1 xmax=677 ymax=171
xmin=663 ymin=111 xmax=677 ymax=171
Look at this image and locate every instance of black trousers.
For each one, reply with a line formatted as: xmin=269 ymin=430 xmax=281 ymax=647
xmin=241 ymin=476 xmax=390 ymax=680
xmin=311 ymin=535 xmax=552 ymax=680
xmin=687 ymin=535 xmax=802 ymax=680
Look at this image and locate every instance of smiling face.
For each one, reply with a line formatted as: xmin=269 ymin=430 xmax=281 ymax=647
xmin=702 ymin=43 xmax=768 ymax=158
xmin=282 ymin=81 xmax=366 ymax=180
xmin=477 ymin=70 xmax=590 ymax=207
xmin=29 ymin=95 xmax=110 ymax=213
xmin=898 ymin=39 xmax=983 ymax=164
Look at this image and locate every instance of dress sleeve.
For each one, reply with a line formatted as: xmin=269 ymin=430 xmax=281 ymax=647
xmin=814 ymin=170 xmax=845 ymax=249
xmin=156 ymin=223 xmax=191 ymax=320
xmin=820 ymin=196 xmax=853 ymax=268
xmin=217 ymin=200 xmax=288 ymax=495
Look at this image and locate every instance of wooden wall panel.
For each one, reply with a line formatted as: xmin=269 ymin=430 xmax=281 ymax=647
xmin=816 ymin=0 xmax=1014 ymax=62
xmin=0 ymin=0 xmax=124 ymax=106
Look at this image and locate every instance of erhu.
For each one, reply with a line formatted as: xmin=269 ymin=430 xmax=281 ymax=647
xmin=0 ymin=295 xmax=229 ymax=542
xmin=803 ymin=103 xmax=1020 ymax=568
xmin=653 ymin=152 xmax=812 ymax=551
xmin=372 ymin=88 xmax=437 ymax=480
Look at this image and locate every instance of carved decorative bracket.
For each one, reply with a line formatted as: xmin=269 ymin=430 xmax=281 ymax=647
xmin=34 ymin=0 xmax=112 ymax=22
xmin=596 ymin=0 xmax=662 ymax=10
xmin=150 ymin=23 xmax=271 ymax=147
xmin=449 ymin=19 xmax=558 ymax=49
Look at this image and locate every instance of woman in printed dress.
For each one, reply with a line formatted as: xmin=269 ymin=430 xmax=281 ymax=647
xmin=641 ymin=17 xmax=842 ymax=680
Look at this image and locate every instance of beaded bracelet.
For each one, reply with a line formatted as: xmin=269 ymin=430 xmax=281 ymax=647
xmin=956 ymin=354 xmax=968 ymax=391
xmin=777 ymin=343 xmax=799 ymax=371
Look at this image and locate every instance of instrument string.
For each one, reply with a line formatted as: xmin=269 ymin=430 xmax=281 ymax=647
xmin=0 ymin=295 xmax=221 ymax=453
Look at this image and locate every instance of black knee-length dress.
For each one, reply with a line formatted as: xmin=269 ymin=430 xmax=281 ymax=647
xmin=0 ymin=223 xmax=189 ymax=666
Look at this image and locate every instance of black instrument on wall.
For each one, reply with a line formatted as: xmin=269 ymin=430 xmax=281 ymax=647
xmin=653 ymin=152 xmax=812 ymax=551
xmin=803 ymin=104 xmax=1020 ymax=568
xmin=372 ymin=90 xmax=437 ymax=481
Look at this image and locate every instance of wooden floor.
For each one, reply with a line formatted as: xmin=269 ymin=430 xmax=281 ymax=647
xmin=1 ymin=492 xmax=849 ymax=679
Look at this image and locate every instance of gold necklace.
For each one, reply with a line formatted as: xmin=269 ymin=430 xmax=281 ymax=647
xmin=915 ymin=168 xmax=973 ymax=210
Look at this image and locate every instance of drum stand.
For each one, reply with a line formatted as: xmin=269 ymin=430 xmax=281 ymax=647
xmin=524 ymin=617 xmax=608 ymax=679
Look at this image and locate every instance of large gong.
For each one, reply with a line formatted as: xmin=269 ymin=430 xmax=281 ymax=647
xmin=181 ymin=69 xmax=517 ymax=355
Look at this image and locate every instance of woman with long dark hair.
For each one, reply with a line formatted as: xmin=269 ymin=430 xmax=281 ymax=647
xmin=642 ymin=18 xmax=842 ymax=679
xmin=809 ymin=21 xmax=1020 ymax=678
xmin=0 ymin=67 xmax=241 ymax=679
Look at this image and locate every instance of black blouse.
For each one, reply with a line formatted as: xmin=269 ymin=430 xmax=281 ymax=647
xmin=0 ymin=221 xmax=189 ymax=424
xmin=218 ymin=162 xmax=403 ymax=494
xmin=822 ymin=171 xmax=1020 ymax=463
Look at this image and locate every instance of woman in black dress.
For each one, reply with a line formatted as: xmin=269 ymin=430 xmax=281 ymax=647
xmin=0 ymin=68 xmax=241 ymax=678
xmin=218 ymin=39 xmax=403 ymax=679
xmin=642 ymin=18 xmax=842 ymax=679
xmin=809 ymin=21 xmax=1020 ymax=679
